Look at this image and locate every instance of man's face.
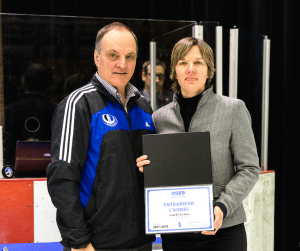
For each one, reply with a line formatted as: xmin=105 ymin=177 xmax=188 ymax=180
xmin=142 ymin=65 xmax=165 ymax=93
xmin=94 ymin=29 xmax=137 ymax=91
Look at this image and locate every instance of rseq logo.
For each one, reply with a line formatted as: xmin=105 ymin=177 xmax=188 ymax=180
xmin=171 ymin=191 xmax=185 ymax=198
xmin=102 ymin=114 xmax=118 ymax=127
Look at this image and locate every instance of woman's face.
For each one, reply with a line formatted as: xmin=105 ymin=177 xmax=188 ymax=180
xmin=175 ymin=45 xmax=208 ymax=98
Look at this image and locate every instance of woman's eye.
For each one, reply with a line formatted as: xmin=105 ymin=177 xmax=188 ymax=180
xmin=179 ymin=61 xmax=186 ymax=65
xmin=195 ymin=61 xmax=202 ymax=65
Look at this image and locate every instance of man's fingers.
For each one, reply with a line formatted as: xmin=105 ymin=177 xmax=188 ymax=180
xmin=136 ymin=155 xmax=150 ymax=168
xmin=136 ymin=155 xmax=148 ymax=162
xmin=136 ymin=160 xmax=150 ymax=167
xmin=136 ymin=155 xmax=150 ymax=173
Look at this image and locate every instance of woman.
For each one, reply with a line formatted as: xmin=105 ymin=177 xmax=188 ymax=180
xmin=137 ymin=37 xmax=260 ymax=251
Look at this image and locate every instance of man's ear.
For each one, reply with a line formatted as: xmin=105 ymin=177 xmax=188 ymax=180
xmin=94 ymin=50 xmax=100 ymax=68
xmin=141 ymin=71 xmax=147 ymax=82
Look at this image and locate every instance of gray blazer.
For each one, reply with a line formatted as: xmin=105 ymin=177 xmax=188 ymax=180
xmin=152 ymin=87 xmax=260 ymax=228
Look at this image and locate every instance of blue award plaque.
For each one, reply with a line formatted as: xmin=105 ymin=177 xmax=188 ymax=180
xmin=145 ymin=185 xmax=214 ymax=234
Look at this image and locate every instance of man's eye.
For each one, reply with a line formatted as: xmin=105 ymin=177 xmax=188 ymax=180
xmin=126 ymin=55 xmax=136 ymax=60
xmin=109 ymin=54 xmax=118 ymax=59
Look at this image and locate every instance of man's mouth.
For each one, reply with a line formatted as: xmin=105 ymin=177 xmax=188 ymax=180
xmin=114 ymin=72 xmax=127 ymax=75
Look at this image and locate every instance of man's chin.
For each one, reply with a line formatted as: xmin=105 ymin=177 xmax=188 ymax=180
xmin=111 ymin=78 xmax=131 ymax=89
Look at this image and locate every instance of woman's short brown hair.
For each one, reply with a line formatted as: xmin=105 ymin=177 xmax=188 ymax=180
xmin=170 ymin=37 xmax=215 ymax=93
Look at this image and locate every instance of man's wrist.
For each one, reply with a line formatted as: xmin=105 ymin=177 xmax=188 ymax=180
xmin=75 ymin=243 xmax=89 ymax=249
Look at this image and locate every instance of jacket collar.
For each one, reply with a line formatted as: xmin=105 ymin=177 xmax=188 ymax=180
xmin=90 ymin=73 xmax=111 ymax=96
xmin=174 ymin=86 xmax=215 ymax=106
xmin=90 ymin=73 xmax=141 ymax=106
xmin=198 ymin=86 xmax=215 ymax=105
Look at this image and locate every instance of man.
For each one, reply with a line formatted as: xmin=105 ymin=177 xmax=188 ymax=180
xmin=141 ymin=60 xmax=173 ymax=110
xmin=47 ymin=22 xmax=155 ymax=251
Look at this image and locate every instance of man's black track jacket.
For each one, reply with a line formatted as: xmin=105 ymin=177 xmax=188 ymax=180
xmin=47 ymin=74 xmax=156 ymax=249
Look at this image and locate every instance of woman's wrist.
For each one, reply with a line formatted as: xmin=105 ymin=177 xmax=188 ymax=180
xmin=214 ymin=202 xmax=227 ymax=219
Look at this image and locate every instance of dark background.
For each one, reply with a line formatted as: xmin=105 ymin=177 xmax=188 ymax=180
xmin=2 ymin=0 xmax=300 ymax=250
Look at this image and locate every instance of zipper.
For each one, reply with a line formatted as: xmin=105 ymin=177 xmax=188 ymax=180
xmin=122 ymin=98 xmax=143 ymax=247
xmin=120 ymin=102 xmax=136 ymax=153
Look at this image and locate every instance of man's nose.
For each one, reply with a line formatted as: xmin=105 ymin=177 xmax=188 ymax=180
xmin=117 ymin=57 xmax=126 ymax=68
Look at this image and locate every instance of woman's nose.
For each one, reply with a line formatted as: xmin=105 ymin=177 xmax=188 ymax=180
xmin=187 ymin=63 xmax=195 ymax=73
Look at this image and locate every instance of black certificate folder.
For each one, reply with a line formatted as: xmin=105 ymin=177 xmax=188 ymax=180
xmin=143 ymin=132 xmax=212 ymax=188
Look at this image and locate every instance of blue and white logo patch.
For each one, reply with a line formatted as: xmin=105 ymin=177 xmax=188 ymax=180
xmin=102 ymin=114 xmax=118 ymax=127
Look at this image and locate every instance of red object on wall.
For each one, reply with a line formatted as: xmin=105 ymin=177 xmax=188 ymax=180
xmin=0 ymin=179 xmax=34 ymax=244
xmin=260 ymin=170 xmax=275 ymax=174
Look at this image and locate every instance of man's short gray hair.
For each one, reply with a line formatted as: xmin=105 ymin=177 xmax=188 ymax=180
xmin=95 ymin=22 xmax=138 ymax=53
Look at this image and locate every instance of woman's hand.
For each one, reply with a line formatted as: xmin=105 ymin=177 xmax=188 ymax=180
xmin=71 ymin=243 xmax=95 ymax=251
xmin=136 ymin=155 xmax=150 ymax=173
xmin=201 ymin=206 xmax=223 ymax=235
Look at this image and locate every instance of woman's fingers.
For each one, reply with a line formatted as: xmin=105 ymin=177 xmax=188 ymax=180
xmin=201 ymin=206 xmax=223 ymax=235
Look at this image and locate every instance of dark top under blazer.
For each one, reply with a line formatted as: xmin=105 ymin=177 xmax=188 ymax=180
xmin=47 ymin=74 xmax=155 ymax=249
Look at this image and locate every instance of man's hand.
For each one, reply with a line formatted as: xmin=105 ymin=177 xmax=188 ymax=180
xmin=71 ymin=243 xmax=95 ymax=251
xmin=136 ymin=155 xmax=150 ymax=173
xmin=201 ymin=206 xmax=223 ymax=235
